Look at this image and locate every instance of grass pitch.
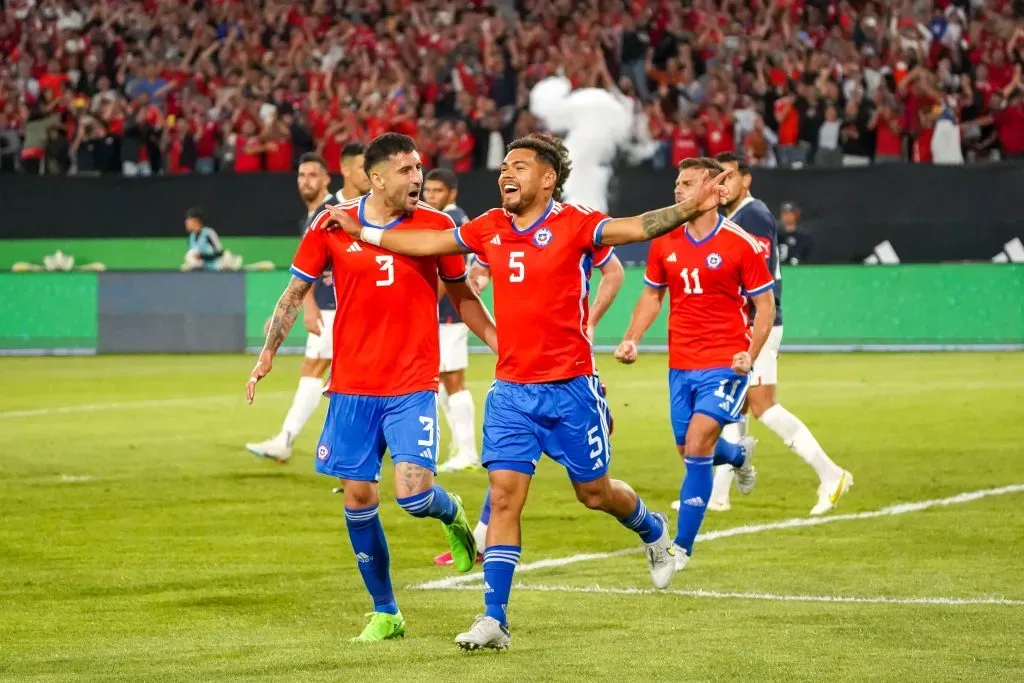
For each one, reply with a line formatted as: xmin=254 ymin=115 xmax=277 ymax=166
xmin=1 ymin=352 xmax=1023 ymax=681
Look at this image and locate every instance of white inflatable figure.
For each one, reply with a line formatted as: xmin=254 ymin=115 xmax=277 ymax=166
xmin=528 ymin=75 xmax=635 ymax=213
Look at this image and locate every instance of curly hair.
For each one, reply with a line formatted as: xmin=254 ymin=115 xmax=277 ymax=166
xmin=506 ymin=133 xmax=572 ymax=201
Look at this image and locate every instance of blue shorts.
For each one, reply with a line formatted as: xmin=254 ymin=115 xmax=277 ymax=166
xmin=482 ymin=376 xmax=611 ymax=483
xmin=315 ymin=391 xmax=438 ymax=482
xmin=669 ymin=368 xmax=749 ymax=445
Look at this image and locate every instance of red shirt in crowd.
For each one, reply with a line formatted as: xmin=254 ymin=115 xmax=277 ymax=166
xmin=875 ymin=111 xmax=903 ymax=157
xmin=234 ymin=137 xmax=262 ymax=173
xmin=704 ymin=117 xmax=735 ymax=156
xmin=994 ymin=103 xmax=1024 ymax=155
xmin=670 ymin=125 xmax=700 ymax=166
xmin=452 ymin=131 xmax=475 ymax=173
xmin=265 ymin=138 xmax=293 ymax=172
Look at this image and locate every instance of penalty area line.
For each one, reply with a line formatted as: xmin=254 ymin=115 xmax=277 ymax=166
xmin=429 ymin=583 xmax=1024 ymax=607
xmin=0 ymin=391 xmax=292 ymax=419
xmin=409 ymin=484 xmax=1024 ymax=591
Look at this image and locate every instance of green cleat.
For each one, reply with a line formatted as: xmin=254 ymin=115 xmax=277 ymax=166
xmin=351 ymin=611 xmax=406 ymax=642
xmin=442 ymin=494 xmax=477 ymax=573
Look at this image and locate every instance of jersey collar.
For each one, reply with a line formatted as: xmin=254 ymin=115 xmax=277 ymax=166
xmin=506 ymin=198 xmax=554 ymax=234
xmin=358 ymin=194 xmax=407 ymax=230
xmin=685 ymin=214 xmax=723 ymax=246
xmin=726 ymin=195 xmax=756 ymax=220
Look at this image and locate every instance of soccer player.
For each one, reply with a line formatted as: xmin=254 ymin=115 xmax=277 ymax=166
xmin=421 ymin=168 xmax=479 ymax=473
xmin=325 ymin=133 xmax=730 ymax=651
xmin=246 ymin=146 xmax=371 ymax=462
xmin=614 ymin=157 xmax=772 ymax=573
xmin=433 ymin=241 xmax=626 ymax=566
xmin=245 ymin=133 xmax=498 ymax=642
xmin=710 ymin=153 xmax=853 ymax=515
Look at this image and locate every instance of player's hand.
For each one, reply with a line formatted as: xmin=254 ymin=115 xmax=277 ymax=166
xmin=304 ymin=308 xmax=323 ymax=335
xmin=690 ymin=168 xmax=733 ymax=213
xmin=324 ymin=204 xmax=362 ymax=238
xmin=614 ymin=339 xmax=638 ymax=364
xmin=731 ymin=351 xmax=752 ymax=375
xmin=246 ymin=350 xmax=274 ymax=404
xmin=586 ymin=323 xmax=596 ymax=343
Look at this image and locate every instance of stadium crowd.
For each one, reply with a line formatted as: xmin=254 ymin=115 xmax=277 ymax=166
xmin=1 ymin=0 xmax=1022 ymax=176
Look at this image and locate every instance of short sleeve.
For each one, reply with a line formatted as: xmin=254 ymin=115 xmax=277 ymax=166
xmin=289 ymin=213 xmax=330 ymax=283
xmin=564 ymin=204 xmax=611 ymax=248
xmin=453 ymin=215 xmax=488 ymax=255
xmin=439 ymin=253 xmax=468 ymax=282
xmin=643 ymin=239 xmax=667 ymax=289
xmin=741 ymin=240 xmax=774 ymax=296
xmin=593 ymin=245 xmax=615 ymax=268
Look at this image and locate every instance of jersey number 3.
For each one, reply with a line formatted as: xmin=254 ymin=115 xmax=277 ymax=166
xmin=375 ymin=255 xmax=394 ymax=287
xmin=680 ymin=267 xmax=703 ymax=294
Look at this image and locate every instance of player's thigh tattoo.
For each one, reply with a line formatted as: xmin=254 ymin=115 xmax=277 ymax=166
xmin=394 ymin=461 xmax=433 ymax=495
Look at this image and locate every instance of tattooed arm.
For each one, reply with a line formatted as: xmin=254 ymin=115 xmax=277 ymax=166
xmin=596 ymin=169 xmax=732 ymax=247
xmin=245 ymin=276 xmax=313 ymax=403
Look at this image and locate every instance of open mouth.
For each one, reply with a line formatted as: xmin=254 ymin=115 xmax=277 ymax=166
xmin=407 ymin=188 xmax=420 ymax=201
xmin=502 ymin=183 xmax=519 ymax=200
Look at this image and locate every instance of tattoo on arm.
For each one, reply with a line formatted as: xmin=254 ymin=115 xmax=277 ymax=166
xmin=265 ymin=277 xmax=312 ymax=353
xmin=639 ymin=200 xmax=700 ymax=239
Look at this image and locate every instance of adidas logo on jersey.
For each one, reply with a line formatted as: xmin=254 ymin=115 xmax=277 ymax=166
xmin=666 ymin=252 xmax=677 ymax=262
xmin=683 ymin=496 xmax=706 ymax=508
xmin=347 ymin=242 xmax=363 ymax=253
xmin=490 ymin=235 xmax=502 ymax=245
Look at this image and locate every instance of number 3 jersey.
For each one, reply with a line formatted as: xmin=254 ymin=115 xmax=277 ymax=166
xmin=289 ymin=195 xmax=468 ymax=396
xmin=453 ymin=199 xmax=611 ymax=384
xmin=644 ymin=216 xmax=774 ymax=371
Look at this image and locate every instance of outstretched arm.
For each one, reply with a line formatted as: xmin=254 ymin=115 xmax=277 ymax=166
xmin=598 ymin=169 xmax=731 ymax=246
xmin=614 ymin=285 xmax=666 ymax=364
xmin=325 ymin=204 xmax=469 ymax=256
xmin=443 ymin=279 xmax=498 ymax=354
xmin=246 ymin=276 xmax=313 ymax=403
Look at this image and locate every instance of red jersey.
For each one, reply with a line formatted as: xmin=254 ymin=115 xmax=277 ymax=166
xmin=644 ymin=217 xmax=774 ymax=370
xmin=290 ymin=196 xmax=468 ymax=396
xmin=455 ymin=200 xmax=609 ymax=384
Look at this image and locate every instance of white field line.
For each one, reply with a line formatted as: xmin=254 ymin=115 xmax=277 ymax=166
xmin=431 ymin=583 xmax=1024 ymax=607
xmin=410 ymin=484 xmax=1024 ymax=591
xmin=0 ymin=391 xmax=291 ymax=419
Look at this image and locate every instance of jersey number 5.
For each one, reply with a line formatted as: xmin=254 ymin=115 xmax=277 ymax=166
xmin=509 ymin=251 xmax=525 ymax=282
xmin=680 ymin=267 xmax=703 ymax=294
xmin=375 ymin=255 xmax=394 ymax=287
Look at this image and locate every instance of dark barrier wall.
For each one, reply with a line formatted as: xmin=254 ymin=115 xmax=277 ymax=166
xmin=3 ymin=164 xmax=1023 ymax=263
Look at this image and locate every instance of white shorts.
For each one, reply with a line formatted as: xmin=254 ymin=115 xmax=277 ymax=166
xmin=750 ymin=325 xmax=783 ymax=386
xmin=439 ymin=322 xmax=469 ymax=373
xmin=304 ymin=309 xmax=336 ymax=360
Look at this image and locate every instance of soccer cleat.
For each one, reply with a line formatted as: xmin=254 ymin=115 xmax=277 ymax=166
xmin=245 ymin=434 xmax=292 ymax=462
xmin=351 ymin=611 xmax=406 ymax=642
xmin=433 ymin=550 xmax=484 ymax=567
xmin=441 ymin=494 xmax=477 ymax=573
xmin=707 ymin=498 xmax=732 ymax=512
xmin=438 ymin=450 xmax=482 ymax=473
xmin=810 ymin=470 xmax=854 ymax=516
xmin=672 ymin=544 xmax=690 ymax=572
xmin=734 ymin=436 xmax=758 ymax=495
xmin=455 ymin=615 xmax=511 ymax=651
xmin=644 ymin=512 xmax=676 ymax=589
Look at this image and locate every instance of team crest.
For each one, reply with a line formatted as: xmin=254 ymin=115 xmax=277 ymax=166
xmin=533 ymin=228 xmax=553 ymax=247
xmin=317 ymin=444 xmax=330 ymax=461
xmin=706 ymin=252 xmax=723 ymax=269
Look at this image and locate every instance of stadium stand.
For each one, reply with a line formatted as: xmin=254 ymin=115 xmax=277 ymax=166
xmin=0 ymin=0 xmax=1021 ymax=175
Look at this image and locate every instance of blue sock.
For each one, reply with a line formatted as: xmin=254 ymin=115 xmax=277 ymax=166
xmin=674 ymin=456 xmax=714 ymax=555
xmin=396 ymin=485 xmax=458 ymax=524
xmin=483 ymin=545 xmax=520 ymax=626
xmin=713 ymin=438 xmax=745 ymax=467
xmin=344 ymin=505 xmax=397 ymax=615
xmin=618 ymin=496 xmax=665 ymax=543
xmin=479 ymin=488 xmax=491 ymax=525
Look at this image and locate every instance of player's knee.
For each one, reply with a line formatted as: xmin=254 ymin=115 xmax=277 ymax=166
xmin=440 ymin=371 xmax=465 ymax=394
xmin=574 ymin=482 xmax=609 ymax=511
xmin=684 ymin=433 xmax=718 ymax=456
xmin=344 ymin=485 xmax=378 ymax=510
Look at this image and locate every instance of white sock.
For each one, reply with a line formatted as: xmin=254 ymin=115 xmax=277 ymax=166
xmin=281 ymin=376 xmax=324 ymax=443
xmin=710 ymin=466 xmax=735 ymax=502
xmin=759 ymin=404 xmax=842 ymax=483
xmin=721 ymin=416 xmax=747 ymax=443
xmin=438 ymin=384 xmax=455 ymax=449
xmin=447 ymin=390 xmax=478 ymax=459
xmin=473 ymin=521 xmax=488 ymax=552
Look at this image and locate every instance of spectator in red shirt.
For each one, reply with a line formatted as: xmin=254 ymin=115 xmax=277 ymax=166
xmin=234 ymin=119 xmax=263 ymax=174
xmin=703 ymin=105 xmax=735 ymax=157
xmin=670 ymin=116 xmax=701 ymax=167
xmin=870 ymin=97 xmax=904 ymax=163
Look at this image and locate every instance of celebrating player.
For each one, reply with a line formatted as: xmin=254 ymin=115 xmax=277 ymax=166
xmin=421 ymin=168 xmax=480 ymax=473
xmin=246 ymin=146 xmax=370 ymax=462
xmin=711 ymin=153 xmax=853 ymax=515
xmin=326 ymin=133 xmax=730 ymax=651
xmin=614 ymin=157 xmax=771 ymax=573
xmin=245 ymin=134 xmax=498 ymax=643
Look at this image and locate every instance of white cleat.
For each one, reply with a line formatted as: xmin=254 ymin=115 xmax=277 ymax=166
xmin=644 ymin=512 xmax=676 ymax=589
xmin=734 ymin=436 xmax=758 ymax=495
xmin=245 ymin=435 xmax=292 ymax=462
xmin=438 ymin=450 xmax=481 ymax=473
xmin=455 ymin=615 xmax=511 ymax=651
xmin=707 ymin=497 xmax=732 ymax=512
xmin=670 ymin=499 xmax=680 ymax=511
xmin=810 ymin=470 xmax=854 ymax=516
xmin=672 ymin=544 xmax=690 ymax=572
